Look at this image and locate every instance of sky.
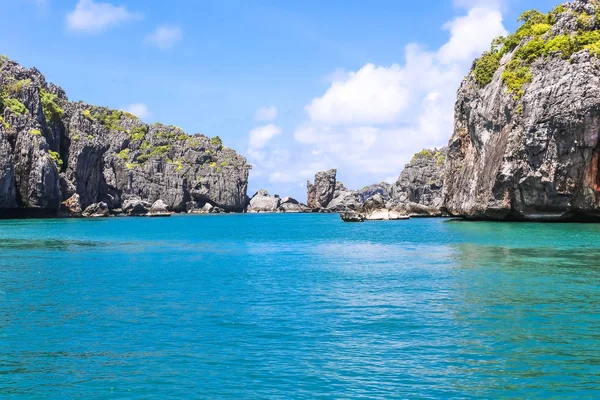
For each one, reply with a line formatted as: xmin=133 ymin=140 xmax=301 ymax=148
xmin=1 ymin=0 xmax=558 ymax=200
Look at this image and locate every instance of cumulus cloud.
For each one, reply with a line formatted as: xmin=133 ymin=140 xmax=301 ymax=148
xmin=124 ymin=103 xmax=151 ymax=120
xmin=249 ymin=3 xmax=508 ymax=193
xmin=255 ymin=106 xmax=278 ymax=121
xmin=145 ymin=26 xmax=184 ymax=50
xmin=66 ymin=0 xmax=141 ymax=33
xmin=305 ymin=64 xmax=409 ymax=125
xmin=249 ymin=124 xmax=282 ymax=150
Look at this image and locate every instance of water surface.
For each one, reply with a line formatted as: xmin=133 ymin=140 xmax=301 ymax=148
xmin=1 ymin=214 xmax=599 ymax=398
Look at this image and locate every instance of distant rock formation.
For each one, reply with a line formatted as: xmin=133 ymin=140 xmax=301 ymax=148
xmin=247 ymin=190 xmax=310 ymax=213
xmin=308 ymin=147 xmax=446 ymax=217
xmin=307 ymin=169 xmax=337 ymax=209
xmin=0 ymin=57 xmax=250 ymax=217
xmin=390 ymin=148 xmax=446 ymax=217
xmin=443 ymin=0 xmax=600 ymax=221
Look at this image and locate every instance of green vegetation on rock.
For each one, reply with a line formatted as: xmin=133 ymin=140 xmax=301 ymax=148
xmin=211 ymin=136 xmax=223 ymax=147
xmin=0 ymin=116 xmax=9 ymax=130
xmin=40 ymin=89 xmax=64 ymax=123
xmin=116 ymin=148 xmax=130 ymax=161
xmin=30 ymin=129 xmax=41 ymax=136
xmin=48 ymin=150 xmax=63 ymax=167
xmin=473 ymin=4 xmax=600 ymax=99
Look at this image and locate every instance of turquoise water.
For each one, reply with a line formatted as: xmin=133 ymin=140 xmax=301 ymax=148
xmin=1 ymin=214 xmax=600 ymax=398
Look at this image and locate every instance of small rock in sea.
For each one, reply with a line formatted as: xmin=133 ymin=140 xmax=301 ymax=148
xmin=340 ymin=211 xmax=365 ymax=223
xmin=82 ymin=202 xmax=110 ymax=218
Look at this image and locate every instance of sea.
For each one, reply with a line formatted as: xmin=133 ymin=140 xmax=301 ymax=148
xmin=1 ymin=214 xmax=599 ymax=398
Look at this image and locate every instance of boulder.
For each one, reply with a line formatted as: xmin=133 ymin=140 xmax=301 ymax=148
xmin=82 ymin=202 xmax=109 ymax=218
xmin=59 ymin=194 xmax=82 ymax=217
xmin=247 ymin=190 xmax=280 ymax=213
xmin=122 ymin=198 xmax=150 ymax=216
xmin=148 ymin=199 xmax=171 ymax=217
xmin=340 ymin=211 xmax=365 ymax=223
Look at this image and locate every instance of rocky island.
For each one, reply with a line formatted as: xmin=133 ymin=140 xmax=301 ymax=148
xmin=0 ymin=56 xmax=250 ymax=218
xmin=443 ymin=0 xmax=600 ymax=221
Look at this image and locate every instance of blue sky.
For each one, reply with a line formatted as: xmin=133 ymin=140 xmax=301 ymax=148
xmin=2 ymin=0 xmax=557 ymax=200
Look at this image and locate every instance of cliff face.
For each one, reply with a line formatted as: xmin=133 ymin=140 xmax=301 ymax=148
xmin=390 ymin=148 xmax=446 ymax=215
xmin=443 ymin=0 xmax=600 ymax=221
xmin=0 ymin=58 xmax=250 ymax=215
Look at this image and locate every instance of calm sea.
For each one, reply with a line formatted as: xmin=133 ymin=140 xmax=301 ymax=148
xmin=1 ymin=214 xmax=599 ymax=398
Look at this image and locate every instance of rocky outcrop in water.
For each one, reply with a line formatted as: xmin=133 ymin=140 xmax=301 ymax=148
xmin=309 ymin=147 xmax=445 ymax=216
xmin=247 ymin=190 xmax=280 ymax=213
xmin=0 ymin=57 xmax=250 ymax=217
xmin=390 ymin=148 xmax=446 ymax=217
xmin=443 ymin=0 xmax=600 ymax=221
xmin=307 ymin=169 xmax=337 ymax=209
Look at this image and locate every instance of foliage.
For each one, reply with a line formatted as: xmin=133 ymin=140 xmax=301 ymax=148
xmin=209 ymin=161 xmax=217 ymax=168
xmin=473 ymin=51 xmax=501 ymax=86
xmin=130 ymin=125 xmax=148 ymax=141
xmin=411 ymin=149 xmax=433 ymax=162
xmin=40 ymin=89 xmax=64 ymax=123
xmin=210 ymin=136 xmax=223 ymax=147
xmin=48 ymin=150 xmax=63 ymax=167
xmin=116 ymin=148 xmax=130 ymax=161
xmin=0 ymin=55 xmax=9 ymax=64
xmin=2 ymin=97 xmax=27 ymax=115
xmin=0 ymin=116 xmax=9 ymax=130
xmin=93 ymin=109 xmax=125 ymax=131
xmin=30 ymin=129 xmax=42 ymax=136
xmin=126 ymin=162 xmax=141 ymax=169
xmin=82 ymin=109 xmax=93 ymax=121
xmin=72 ymin=134 xmax=81 ymax=141
xmin=472 ymin=4 xmax=600 ymax=99
xmin=6 ymin=79 xmax=31 ymax=95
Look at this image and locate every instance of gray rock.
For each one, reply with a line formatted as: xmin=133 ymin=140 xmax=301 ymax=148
xmin=340 ymin=211 xmax=365 ymax=223
xmin=247 ymin=190 xmax=280 ymax=213
xmin=0 ymin=58 xmax=251 ymax=217
xmin=278 ymin=197 xmax=310 ymax=213
xmin=390 ymin=148 xmax=446 ymax=212
xmin=443 ymin=1 xmax=600 ymax=221
xmin=148 ymin=199 xmax=171 ymax=217
xmin=122 ymin=198 xmax=150 ymax=216
xmin=82 ymin=202 xmax=109 ymax=218
xmin=307 ymin=169 xmax=337 ymax=209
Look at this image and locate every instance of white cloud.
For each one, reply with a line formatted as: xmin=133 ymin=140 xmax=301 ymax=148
xmin=145 ymin=26 xmax=184 ymax=50
xmin=123 ymin=103 xmax=151 ymax=120
xmin=438 ymin=7 xmax=507 ymax=64
xmin=66 ymin=0 xmax=141 ymax=33
xmin=255 ymin=106 xmax=278 ymax=121
xmin=248 ymin=124 xmax=281 ymax=150
xmin=250 ymin=4 xmax=507 ymax=193
xmin=305 ymin=64 xmax=410 ymax=125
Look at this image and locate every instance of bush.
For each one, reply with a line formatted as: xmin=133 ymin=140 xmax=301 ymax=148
xmin=116 ymin=148 xmax=130 ymax=161
xmin=6 ymin=79 xmax=31 ymax=95
xmin=30 ymin=129 xmax=42 ymax=136
xmin=211 ymin=136 xmax=223 ymax=147
xmin=49 ymin=151 xmax=63 ymax=167
xmin=40 ymin=89 xmax=64 ymax=123
xmin=473 ymin=51 xmax=501 ymax=86
xmin=3 ymin=97 xmax=27 ymax=115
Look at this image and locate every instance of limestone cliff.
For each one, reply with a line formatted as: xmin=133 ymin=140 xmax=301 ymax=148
xmin=443 ymin=0 xmax=600 ymax=220
xmin=0 ymin=57 xmax=250 ymax=216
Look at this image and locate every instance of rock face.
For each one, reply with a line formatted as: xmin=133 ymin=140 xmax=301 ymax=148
xmin=0 ymin=57 xmax=250 ymax=217
xmin=307 ymin=169 xmax=337 ymax=209
xmin=278 ymin=197 xmax=310 ymax=213
xmin=443 ymin=1 xmax=600 ymax=221
xmin=390 ymin=149 xmax=446 ymax=214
